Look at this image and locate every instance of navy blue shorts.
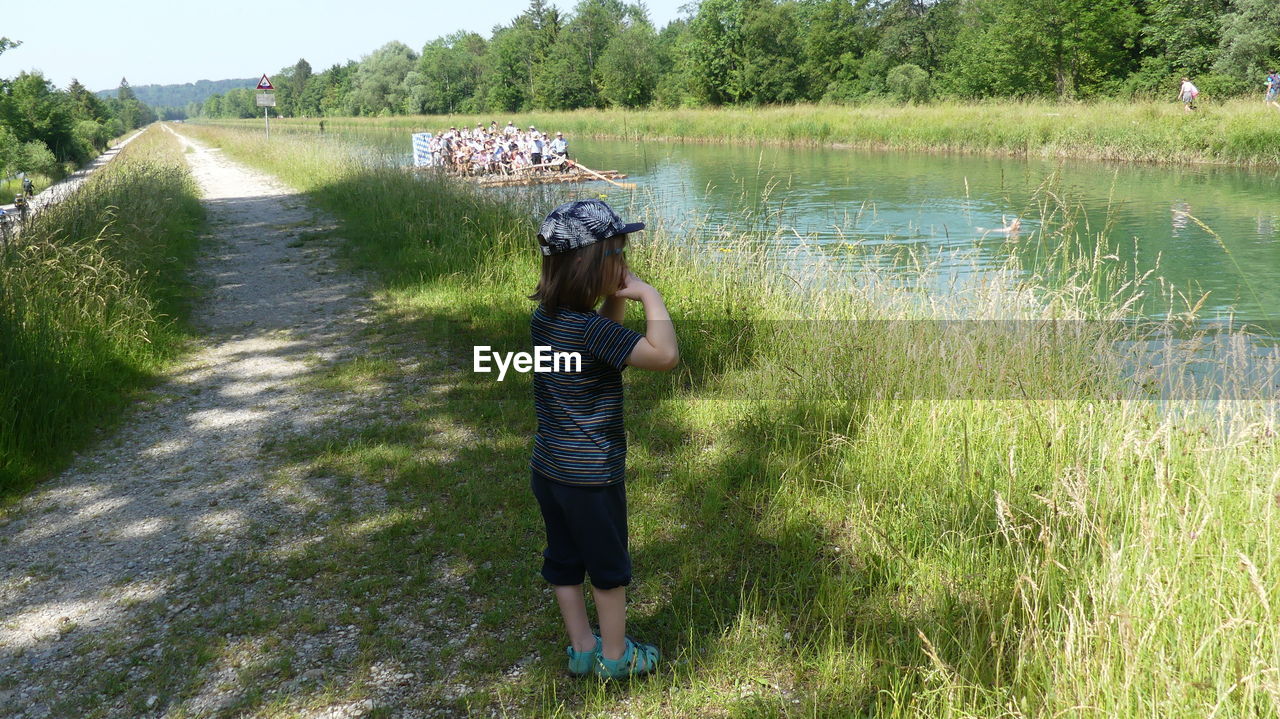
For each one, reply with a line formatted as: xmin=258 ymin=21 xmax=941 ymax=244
xmin=530 ymin=470 xmax=631 ymax=590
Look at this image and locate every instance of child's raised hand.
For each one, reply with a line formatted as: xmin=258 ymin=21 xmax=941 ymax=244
xmin=613 ymin=271 xmax=656 ymax=302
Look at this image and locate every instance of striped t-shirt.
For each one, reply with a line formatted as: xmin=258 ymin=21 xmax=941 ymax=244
xmin=530 ymin=305 xmax=644 ymax=486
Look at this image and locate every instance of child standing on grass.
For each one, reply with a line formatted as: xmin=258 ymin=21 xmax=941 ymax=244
xmin=527 ymin=199 xmax=679 ymax=678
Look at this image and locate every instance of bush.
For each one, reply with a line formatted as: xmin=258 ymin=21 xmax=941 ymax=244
xmin=104 ymin=118 xmax=126 ymax=141
xmin=887 ymin=63 xmax=931 ymax=104
xmin=1120 ymin=63 xmax=1177 ymax=100
xmin=20 ymin=141 xmax=59 ymax=178
xmin=1194 ymin=72 xmax=1254 ymax=100
xmin=72 ymin=120 xmax=108 ymax=158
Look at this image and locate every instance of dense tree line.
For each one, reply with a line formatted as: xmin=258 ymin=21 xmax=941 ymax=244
xmin=0 ymin=38 xmax=156 ymax=181
xmin=196 ymin=0 xmax=1280 ymax=119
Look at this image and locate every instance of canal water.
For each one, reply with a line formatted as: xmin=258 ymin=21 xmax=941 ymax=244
xmin=289 ymin=124 xmax=1280 ymax=331
xmin=575 ymin=138 xmax=1280 ymax=327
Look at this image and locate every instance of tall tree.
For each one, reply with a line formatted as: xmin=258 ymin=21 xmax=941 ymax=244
xmin=346 ymin=42 xmax=418 ymax=115
xmin=944 ymin=0 xmax=1141 ymax=99
xmin=876 ymin=0 xmax=961 ymax=72
xmin=293 ymin=58 xmax=313 ymax=94
xmin=1214 ymin=0 xmax=1280 ymax=81
xmin=1141 ymin=0 xmax=1228 ymax=78
xmin=66 ymin=79 xmax=107 ymax=122
xmin=597 ymin=22 xmax=663 ymax=107
xmin=406 ymin=33 xmax=486 ymax=114
xmin=684 ymin=0 xmax=806 ymax=104
xmin=795 ymin=0 xmax=877 ymax=101
xmin=276 ymin=58 xmax=313 ymax=117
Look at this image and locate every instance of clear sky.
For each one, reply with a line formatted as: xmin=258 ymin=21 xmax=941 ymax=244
xmin=1 ymin=0 xmax=693 ymax=93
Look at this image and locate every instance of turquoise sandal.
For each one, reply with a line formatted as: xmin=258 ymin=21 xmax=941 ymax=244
xmin=593 ymin=636 xmax=660 ymax=679
xmin=567 ymin=634 xmax=601 ymax=676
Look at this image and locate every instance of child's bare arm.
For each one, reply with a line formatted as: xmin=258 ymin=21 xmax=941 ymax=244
xmin=613 ymin=273 xmax=678 ymax=371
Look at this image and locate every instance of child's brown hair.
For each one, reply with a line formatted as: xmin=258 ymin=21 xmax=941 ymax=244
xmin=530 ymin=235 xmax=628 ymax=315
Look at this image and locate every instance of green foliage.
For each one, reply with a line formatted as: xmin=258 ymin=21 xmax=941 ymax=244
xmin=1140 ymin=0 xmax=1227 ymax=79
xmin=597 ymin=24 xmax=662 ymax=107
xmin=18 ymin=139 xmax=58 ymax=178
xmin=0 ymin=67 xmax=150 ymax=171
xmin=105 ymin=78 xmax=157 ymax=131
xmin=481 ymin=25 xmax=535 ymax=112
xmin=886 ymin=63 xmax=930 ymax=103
xmin=533 ymin=39 xmax=599 ymax=110
xmin=797 ymin=0 xmax=875 ymax=101
xmin=1193 ymin=72 xmax=1253 ymax=99
xmin=683 ymin=0 xmax=807 ymax=105
xmin=877 ymin=0 xmax=959 ymax=70
xmin=71 ymin=119 xmax=109 ymax=156
xmin=1214 ymin=0 xmax=1280 ymax=81
xmin=945 ymin=0 xmax=1141 ymax=99
xmin=0 ymin=125 xmax=20 ymax=176
xmin=345 ymin=42 xmax=418 ymax=116
xmin=183 ymin=0 xmax=1280 ymax=113
xmin=408 ymin=33 xmax=486 ymax=115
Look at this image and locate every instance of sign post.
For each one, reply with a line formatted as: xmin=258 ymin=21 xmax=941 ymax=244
xmin=255 ymin=75 xmax=275 ymax=139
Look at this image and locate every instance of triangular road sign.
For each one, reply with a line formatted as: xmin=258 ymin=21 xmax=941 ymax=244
xmin=257 ymin=74 xmax=274 ymax=90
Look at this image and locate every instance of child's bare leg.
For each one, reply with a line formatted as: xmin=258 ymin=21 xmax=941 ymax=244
xmin=554 ymin=585 xmax=597 ymax=652
xmin=591 ymin=585 xmax=627 ymax=660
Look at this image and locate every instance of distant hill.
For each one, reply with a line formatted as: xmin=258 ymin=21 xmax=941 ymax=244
xmin=95 ymin=78 xmax=258 ymax=109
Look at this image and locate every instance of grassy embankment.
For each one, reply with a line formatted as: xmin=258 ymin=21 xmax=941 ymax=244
xmin=0 ymin=126 xmax=205 ymax=499
xmin=288 ymin=100 xmax=1280 ymax=166
xmin=181 ymin=121 xmax=1278 ymax=718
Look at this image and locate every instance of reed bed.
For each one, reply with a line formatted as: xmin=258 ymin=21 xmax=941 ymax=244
xmin=181 ymin=123 xmax=1278 ymax=717
xmin=0 ymin=127 xmax=205 ymax=498
xmin=251 ymin=100 xmax=1280 ymax=167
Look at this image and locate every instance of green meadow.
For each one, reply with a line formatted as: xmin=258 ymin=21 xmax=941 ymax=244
xmin=286 ymin=100 xmax=1280 ymax=167
xmin=0 ymin=127 xmax=205 ymax=497
xmin=175 ymin=120 xmax=1278 ymax=717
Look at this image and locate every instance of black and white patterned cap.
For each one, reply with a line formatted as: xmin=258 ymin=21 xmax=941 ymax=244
xmin=537 ymin=199 xmax=644 ymax=255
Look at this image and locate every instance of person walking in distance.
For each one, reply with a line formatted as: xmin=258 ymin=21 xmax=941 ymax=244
xmin=1265 ymin=70 xmax=1280 ymax=113
xmin=527 ymin=199 xmax=678 ymax=678
xmin=1178 ymin=76 xmax=1199 ymax=112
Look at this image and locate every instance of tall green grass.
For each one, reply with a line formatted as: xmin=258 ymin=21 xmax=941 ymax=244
xmin=0 ymin=127 xmax=205 ymax=498
xmin=252 ymin=100 xmax=1280 ymax=166
xmin=180 ymin=123 xmax=1278 ymax=717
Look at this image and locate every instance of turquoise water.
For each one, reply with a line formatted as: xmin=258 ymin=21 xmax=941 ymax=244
xmin=573 ymin=138 xmax=1280 ymax=328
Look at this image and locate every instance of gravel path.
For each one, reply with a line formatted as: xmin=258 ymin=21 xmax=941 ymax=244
xmin=0 ymin=128 xmax=438 ymax=718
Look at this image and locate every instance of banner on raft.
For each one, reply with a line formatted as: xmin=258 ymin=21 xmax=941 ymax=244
xmin=412 ymin=133 xmax=435 ymax=167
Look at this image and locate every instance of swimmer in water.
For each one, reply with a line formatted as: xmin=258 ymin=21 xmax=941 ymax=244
xmin=978 ymin=215 xmax=1021 ymax=238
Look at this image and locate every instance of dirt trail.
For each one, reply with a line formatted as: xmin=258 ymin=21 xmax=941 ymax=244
xmin=0 ymin=127 xmax=438 ymax=718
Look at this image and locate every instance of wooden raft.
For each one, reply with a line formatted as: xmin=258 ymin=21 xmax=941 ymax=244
xmin=471 ymin=168 xmax=629 ymax=188
xmin=413 ymin=163 xmax=629 ymax=188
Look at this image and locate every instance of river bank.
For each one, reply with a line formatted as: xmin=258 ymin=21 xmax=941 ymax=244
xmin=169 ymin=121 xmax=1278 ymax=717
xmin=259 ymin=101 xmax=1280 ymax=167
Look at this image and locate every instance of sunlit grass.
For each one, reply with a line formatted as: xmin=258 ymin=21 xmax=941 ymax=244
xmin=178 ymin=122 xmax=1278 ymax=717
xmin=0 ymin=126 xmax=205 ymax=498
